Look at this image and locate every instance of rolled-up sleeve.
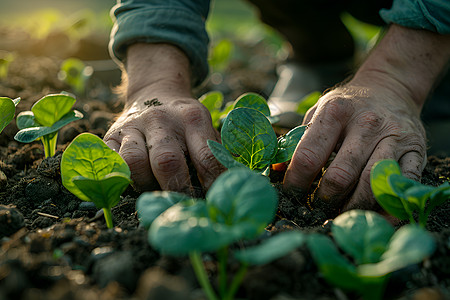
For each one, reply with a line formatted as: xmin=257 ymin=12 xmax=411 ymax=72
xmin=109 ymin=0 xmax=211 ymax=86
xmin=380 ymin=0 xmax=450 ymax=34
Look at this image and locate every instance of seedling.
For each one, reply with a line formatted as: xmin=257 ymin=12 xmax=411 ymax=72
xmin=0 ymin=51 xmax=15 ymax=79
xmin=58 ymin=58 xmax=93 ymax=94
xmin=61 ymin=133 xmax=131 ymax=228
xmin=295 ymin=91 xmax=321 ymax=115
xmin=14 ymin=94 xmax=83 ymax=157
xmin=370 ymin=159 xmax=450 ymax=227
xmin=0 ymin=97 xmax=20 ymax=134
xmin=307 ymin=210 xmax=435 ymax=300
xmin=137 ymin=168 xmax=305 ymax=300
xmin=209 ymin=39 xmax=233 ymax=72
xmin=200 ymin=91 xmax=233 ymax=129
xmin=207 ymin=93 xmax=306 ymax=173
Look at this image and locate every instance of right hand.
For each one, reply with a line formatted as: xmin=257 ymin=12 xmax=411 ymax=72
xmin=104 ymin=91 xmax=224 ymax=194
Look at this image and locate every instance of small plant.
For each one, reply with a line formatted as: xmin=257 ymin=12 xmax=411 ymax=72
xmin=295 ymin=91 xmax=321 ymax=115
xmin=208 ymin=39 xmax=233 ymax=72
xmin=14 ymin=93 xmax=83 ymax=157
xmin=0 ymin=51 xmax=15 ymax=79
xmin=137 ymin=168 xmax=305 ymax=300
xmin=307 ymin=210 xmax=435 ymax=300
xmin=0 ymin=97 xmax=20 ymax=134
xmin=200 ymin=91 xmax=233 ymax=129
xmin=370 ymin=159 xmax=450 ymax=227
xmin=58 ymin=58 xmax=93 ymax=94
xmin=61 ymin=133 xmax=132 ymax=229
xmin=207 ymin=93 xmax=305 ymax=173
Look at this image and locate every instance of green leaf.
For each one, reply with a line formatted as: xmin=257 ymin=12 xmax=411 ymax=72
xmin=209 ymin=39 xmax=233 ymax=71
xmin=206 ymin=168 xmax=278 ymax=238
xmin=59 ymin=58 xmax=91 ymax=94
xmin=31 ymin=94 xmax=76 ymax=127
xmin=370 ymin=160 xmax=410 ymax=220
xmin=72 ymin=173 xmax=132 ymax=209
xmin=296 ymin=91 xmax=321 ymax=115
xmin=61 ymin=133 xmax=131 ymax=202
xmin=207 ymin=140 xmax=246 ymax=169
xmin=0 ymin=97 xmax=15 ymax=134
xmin=233 ymin=93 xmax=270 ymax=117
xmin=426 ymin=182 xmax=450 ymax=215
xmin=235 ymin=231 xmax=305 ymax=265
xmin=221 ymin=107 xmax=278 ymax=171
xmin=14 ymin=110 xmax=83 ymax=143
xmin=15 ymin=111 xmax=40 ymax=130
xmin=307 ymin=234 xmax=361 ymax=291
xmin=150 ymin=201 xmax=238 ymax=255
xmin=272 ymin=125 xmax=306 ymax=164
xmin=200 ymin=91 xmax=223 ymax=112
xmin=358 ymin=225 xmax=435 ymax=277
xmin=332 ymin=210 xmax=394 ymax=264
xmin=136 ymin=191 xmax=192 ymax=229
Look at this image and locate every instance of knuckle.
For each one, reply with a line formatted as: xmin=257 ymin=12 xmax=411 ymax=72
xmin=291 ymin=147 xmax=323 ymax=173
xmin=182 ymin=104 xmax=211 ymax=126
xmin=321 ymin=164 xmax=357 ymax=194
xmin=321 ymin=97 xmax=351 ymax=123
xmin=356 ymin=111 xmax=384 ymax=133
xmin=196 ymin=145 xmax=222 ymax=174
xmin=152 ymin=149 xmax=185 ymax=175
xmin=120 ymin=146 xmax=148 ymax=171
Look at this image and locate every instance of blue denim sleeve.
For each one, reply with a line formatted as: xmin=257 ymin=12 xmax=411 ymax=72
xmin=109 ymin=0 xmax=211 ymax=86
xmin=380 ymin=0 xmax=450 ymax=34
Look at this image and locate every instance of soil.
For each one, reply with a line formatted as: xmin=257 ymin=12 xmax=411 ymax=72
xmin=1 ymin=35 xmax=450 ymax=300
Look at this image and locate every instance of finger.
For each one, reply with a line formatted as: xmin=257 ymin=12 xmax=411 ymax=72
xmin=119 ymin=129 xmax=158 ymax=191
xmin=342 ymin=137 xmax=398 ymax=213
xmin=103 ymin=127 xmax=123 ymax=153
xmin=284 ymin=97 xmax=352 ymax=192
xmin=183 ymin=106 xmax=226 ymax=190
xmin=104 ymin=139 xmax=121 ymax=153
xmin=398 ymin=151 xmax=426 ymax=181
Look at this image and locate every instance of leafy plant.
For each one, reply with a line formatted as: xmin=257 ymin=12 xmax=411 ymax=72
xmin=200 ymin=91 xmax=233 ymax=129
xmin=0 ymin=97 xmax=20 ymax=134
xmin=14 ymin=93 xmax=83 ymax=157
xmin=307 ymin=210 xmax=435 ymax=300
xmin=209 ymin=39 xmax=234 ymax=72
xmin=137 ymin=168 xmax=305 ymax=300
xmin=58 ymin=58 xmax=93 ymax=94
xmin=207 ymin=93 xmax=305 ymax=173
xmin=295 ymin=91 xmax=321 ymax=115
xmin=370 ymin=159 xmax=450 ymax=227
xmin=0 ymin=51 xmax=15 ymax=79
xmin=61 ymin=133 xmax=132 ymax=229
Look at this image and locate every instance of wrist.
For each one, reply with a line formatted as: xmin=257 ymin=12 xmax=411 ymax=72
xmin=124 ymin=43 xmax=193 ymax=106
xmin=353 ymin=25 xmax=450 ymax=110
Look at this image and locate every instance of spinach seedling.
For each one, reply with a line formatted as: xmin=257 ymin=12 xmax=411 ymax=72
xmin=61 ymin=133 xmax=132 ymax=228
xmin=200 ymin=91 xmax=233 ymax=129
xmin=207 ymin=94 xmax=306 ymax=173
xmin=295 ymin=91 xmax=321 ymax=115
xmin=58 ymin=58 xmax=93 ymax=94
xmin=0 ymin=51 xmax=15 ymax=79
xmin=307 ymin=210 xmax=435 ymax=300
xmin=370 ymin=159 xmax=450 ymax=227
xmin=0 ymin=97 xmax=20 ymax=134
xmin=14 ymin=93 xmax=83 ymax=157
xmin=137 ymin=168 xmax=304 ymax=300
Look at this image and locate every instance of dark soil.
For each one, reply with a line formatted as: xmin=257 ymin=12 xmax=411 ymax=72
xmin=1 ymin=35 xmax=449 ymax=300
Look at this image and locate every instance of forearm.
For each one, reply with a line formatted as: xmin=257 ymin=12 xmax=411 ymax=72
xmin=353 ymin=24 xmax=450 ymax=110
xmin=124 ymin=43 xmax=193 ymax=109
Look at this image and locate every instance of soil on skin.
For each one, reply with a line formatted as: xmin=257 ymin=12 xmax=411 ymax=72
xmin=1 ymin=41 xmax=450 ymax=300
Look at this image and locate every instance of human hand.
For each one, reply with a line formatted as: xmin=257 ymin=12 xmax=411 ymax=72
xmin=104 ymin=91 xmax=224 ymax=194
xmin=283 ymin=82 xmax=426 ymax=216
xmin=103 ymin=43 xmax=224 ymax=194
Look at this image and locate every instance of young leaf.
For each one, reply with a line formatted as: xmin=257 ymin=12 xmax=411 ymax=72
xmin=296 ymin=91 xmax=321 ymax=115
xmin=31 ymin=94 xmax=77 ymax=127
xmin=235 ymin=231 xmax=305 ymax=265
xmin=207 ymin=140 xmax=246 ymax=170
xmin=206 ymin=168 xmax=278 ymax=238
xmin=307 ymin=233 xmax=361 ymax=291
xmin=332 ymin=210 xmax=394 ymax=264
xmin=16 ymin=111 xmax=40 ymax=130
xmin=136 ymin=191 xmax=192 ymax=229
xmin=272 ymin=125 xmax=306 ymax=164
xmin=200 ymin=91 xmax=225 ymax=129
xmin=221 ymin=107 xmax=278 ymax=171
xmin=14 ymin=110 xmax=83 ymax=143
xmin=0 ymin=97 xmax=19 ymax=134
xmin=370 ymin=160 xmax=411 ymax=220
xmin=233 ymin=93 xmax=271 ymax=117
xmin=72 ymin=173 xmax=132 ymax=209
xmin=150 ymin=201 xmax=238 ymax=255
xmin=358 ymin=224 xmax=435 ymax=277
xmin=61 ymin=133 xmax=131 ymax=202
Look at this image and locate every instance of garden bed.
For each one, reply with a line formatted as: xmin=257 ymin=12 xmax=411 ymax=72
xmin=1 ymin=46 xmax=450 ymax=300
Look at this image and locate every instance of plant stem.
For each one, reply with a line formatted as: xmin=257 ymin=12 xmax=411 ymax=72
xmin=218 ymin=247 xmax=229 ymax=298
xmin=103 ymin=208 xmax=114 ymax=229
xmin=41 ymin=133 xmax=58 ymax=158
xmin=189 ymin=252 xmax=219 ymax=300
xmin=224 ymin=264 xmax=248 ymax=300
